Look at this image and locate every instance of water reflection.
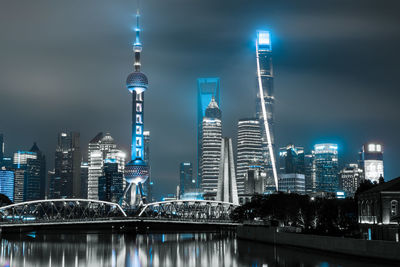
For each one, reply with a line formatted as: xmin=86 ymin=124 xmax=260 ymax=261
xmin=0 ymin=232 xmax=394 ymax=267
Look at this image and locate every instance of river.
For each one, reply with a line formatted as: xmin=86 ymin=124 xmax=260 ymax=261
xmin=0 ymin=232 xmax=395 ymax=266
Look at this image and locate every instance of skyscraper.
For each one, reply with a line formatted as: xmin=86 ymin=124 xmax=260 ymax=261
xmin=124 ymin=10 xmax=150 ymax=206
xmin=314 ymin=143 xmax=339 ymax=193
xmin=197 ymin=78 xmax=220 ymax=188
xmin=142 ymin=130 xmax=152 ymax=202
xmin=29 ymin=142 xmax=46 ymax=199
xmin=201 ymin=97 xmax=222 ymax=193
xmin=98 ymin=160 xmax=124 ymax=203
xmin=80 ymin=162 xmax=89 ymax=199
xmin=359 ymin=143 xmax=384 ymax=183
xmin=216 ymin=138 xmax=239 ymax=205
xmin=88 ymin=132 xmax=125 ymax=200
xmin=0 ymin=170 xmax=14 ymax=202
xmin=53 ymin=132 xmax=81 ymax=198
xmin=255 ymin=30 xmax=278 ymax=191
xmin=340 ymin=163 xmax=363 ymax=197
xmin=236 ymin=118 xmax=263 ymax=194
xmin=179 ymin=162 xmax=195 ymax=197
xmin=0 ymin=133 xmax=4 ymax=165
xmin=279 ymin=144 xmax=305 ymax=174
xmin=304 ymin=153 xmax=315 ymax=194
xmin=12 ymin=150 xmax=42 ymax=201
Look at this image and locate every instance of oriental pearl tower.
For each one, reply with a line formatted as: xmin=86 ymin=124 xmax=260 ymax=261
xmin=123 ymin=10 xmax=149 ymax=207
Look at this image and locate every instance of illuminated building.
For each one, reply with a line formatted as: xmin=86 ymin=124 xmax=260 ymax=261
xmin=0 ymin=133 xmax=3 ymax=166
xmin=88 ymin=132 xmax=126 ymax=200
xmin=80 ymin=162 xmax=88 ymax=199
xmin=53 ymin=132 xmax=81 ymax=198
xmin=0 ymin=170 xmax=14 ymax=202
xmin=339 ymin=163 xmax=363 ymax=197
xmin=236 ymin=118 xmax=263 ymax=194
xmin=359 ymin=142 xmax=384 ymax=183
xmin=200 ymin=97 xmax=222 ymax=193
xmin=314 ymin=143 xmax=339 ymax=193
xmin=304 ymin=153 xmax=315 ymax=194
xmin=278 ymin=173 xmax=306 ymax=194
xmin=98 ymin=161 xmax=124 ymax=203
xmin=124 ymin=10 xmax=150 ymax=206
xmin=358 ymin=177 xmax=400 ymax=241
xmin=279 ymin=144 xmax=305 ymax=174
xmin=216 ymin=138 xmax=239 ymax=204
xmin=255 ymin=31 xmax=278 ymax=191
xmin=12 ymin=149 xmax=43 ymax=201
xmin=142 ymin=130 xmax=152 ymax=202
xmin=179 ymin=162 xmax=195 ymax=197
xmin=13 ymin=169 xmax=25 ymax=203
xmin=197 ymin=78 xmax=220 ymax=188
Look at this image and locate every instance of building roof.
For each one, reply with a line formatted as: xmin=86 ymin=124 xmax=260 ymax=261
xmin=29 ymin=142 xmax=40 ymax=152
xmin=89 ymin=132 xmax=103 ymax=144
xmin=361 ymin=177 xmax=400 ymax=194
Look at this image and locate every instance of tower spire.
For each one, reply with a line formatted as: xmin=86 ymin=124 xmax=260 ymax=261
xmin=134 ymin=9 xmax=142 ymax=72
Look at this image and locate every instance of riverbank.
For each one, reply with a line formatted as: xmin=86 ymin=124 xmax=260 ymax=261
xmin=237 ymin=224 xmax=400 ymax=261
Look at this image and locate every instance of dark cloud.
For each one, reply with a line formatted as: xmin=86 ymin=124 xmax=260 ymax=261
xmin=1 ymin=0 xmax=399 ymax=198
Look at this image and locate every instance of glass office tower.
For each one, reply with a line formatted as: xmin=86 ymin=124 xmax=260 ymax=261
xmin=359 ymin=143 xmax=384 ymax=183
xmin=197 ymin=78 xmax=220 ymax=189
xmin=314 ymin=143 xmax=339 ymax=193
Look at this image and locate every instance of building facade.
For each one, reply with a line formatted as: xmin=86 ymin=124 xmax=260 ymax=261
xmin=201 ymin=98 xmax=222 ymax=193
xmin=304 ymin=153 xmax=315 ymax=194
xmin=279 ymin=144 xmax=305 ymax=174
xmin=340 ymin=163 xmax=364 ymax=197
xmin=278 ymin=173 xmax=306 ymax=194
xmin=98 ymin=161 xmax=124 ymax=203
xmin=197 ymin=78 xmax=220 ymax=189
xmin=255 ymin=31 xmax=278 ymax=191
xmin=314 ymin=143 xmax=339 ymax=193
xmin=53 ymin=132 xmax=81 ymax=199
xmin=359 ymin=143 xmax=384 ymax=183
xmin=236 ymin=118 xmax=263 ymax=194
xmin=179 ymin=162 xmax=195 ymax=197
xmin=0 ymin=170 xmax=14 ymax=202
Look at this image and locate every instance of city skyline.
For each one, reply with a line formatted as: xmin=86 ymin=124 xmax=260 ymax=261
xmin=1 ymin=0 xmax=400 ymax=198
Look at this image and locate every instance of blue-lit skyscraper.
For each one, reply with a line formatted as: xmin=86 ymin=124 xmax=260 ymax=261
xmin=0 ymin=133 xmax=4 ymax=166
xmin=314 ymin=143 xmax=339 ymax=193
xmin=124 ymin=10 xmax=149 ymax=206
xmin=0 ymin=170 xmax=14 ymax=202
xmin=197 ymin=78 xmax=220 ymax=188
xmin=255 ymin=31 xmax=278 ymax=191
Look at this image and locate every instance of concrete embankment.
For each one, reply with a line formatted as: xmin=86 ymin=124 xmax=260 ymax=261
xmin=237 ymin=225 xmax=400 ymax=261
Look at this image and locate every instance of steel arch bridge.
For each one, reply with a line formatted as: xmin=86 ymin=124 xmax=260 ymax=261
xmin=138 ymin=200 xmax=239 ymax=221
xmin=0 ymin=199 xmax=127 ymax=223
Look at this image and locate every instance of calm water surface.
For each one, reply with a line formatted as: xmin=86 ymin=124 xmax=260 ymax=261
xmin=0 ymin=232 xmax=396 ymax=267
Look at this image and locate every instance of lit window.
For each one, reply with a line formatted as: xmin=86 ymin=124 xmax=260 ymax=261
xmin=136 ymin=137 xmax=142 ymax=146
xmin=136 ymin=93 xmax=143 ymax=101
xmin=368 ymin=144 xmax=375 ymax=152
xmin=136 ymin=103 xmax=142 ymax=112
xmin=136 ymin=114 xmax=142 ymax=124
xmin=391 ymin=200 xmax=398 ymax=216
xmin=136 ymin=126 xmax=142 ymax=135
xmin=136 ymin=149 xmax=142 ymax=158
xmin=376 ymin=144 xmax=381 ymax=152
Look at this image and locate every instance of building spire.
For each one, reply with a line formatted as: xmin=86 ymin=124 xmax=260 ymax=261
xmin=134 ymin=9 xmax=142 ymax=72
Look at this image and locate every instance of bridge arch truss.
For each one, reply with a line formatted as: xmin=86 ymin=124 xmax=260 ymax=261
xmin=0 ymin=199 xmax=127 ymax=223
xmin=138 ymin=200 xmax=239 ymax=221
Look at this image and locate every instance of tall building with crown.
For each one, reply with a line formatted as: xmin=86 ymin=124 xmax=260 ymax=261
xmin=217 ymin=138 xmax=239 ymax=204
xmin=200 ymin=97 xmax=222 ymax=193
xmin=255 ymin=31 xmax=278 ymax=191
xmin=123 ymin=10 xmax=150 ymax=206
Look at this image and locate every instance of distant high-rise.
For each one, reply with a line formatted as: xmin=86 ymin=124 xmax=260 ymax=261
xmin=179 ymin=162 xmax=195 ymax=197
xmin=13 ymin=150 xmax=42 ymax=201
xmin=279 ymin=144 xmax=305 ymax=174
xmin=200 ymin=97 xmax=222 ymax=193
xmin=244 ymin=166 xmax=265 ymax=195
xmin=88 ymin=132 xmax=125 ymax=200
xmin=314 ymin=143 xmax=339 ymax=193
xmin=236 ymin=119 xmax=263 ymax=194
xmin=142 ymin=130 xmax=152 ymax=202
xmin=255 ymin=30 xmax=278 ymax=191
xmin=0 ymin=134 xmax=4 ymax=165
xmin=216 ymin=138 xmax=239 ymax=205
xmin=197 ymin=78 xmax=220 ymax=189
xmin=80 ymin=162 xmax=89 ymax=199
xmin=359 ymin=143 xmax=384 ymax=183
xmin=98 ymin=161 xmax=124 ymax=203
xmin=340 ymin=163 xmax=363 ymax=197
xmin=278 ymin=173 xmax=306 ymax=194
xmin=29 ymin=142 xmax=46 ymax=199
xmin=0 ymin=170 xmax=14 ymax=202
xmin=53 ymin=132 xmax=81 ymax=198
xmin=304 ymin=153 xmax=315 ymax=194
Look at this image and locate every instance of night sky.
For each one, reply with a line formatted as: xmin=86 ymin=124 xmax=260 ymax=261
xmin=1 ymin=0 xmax=399 ymax=198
